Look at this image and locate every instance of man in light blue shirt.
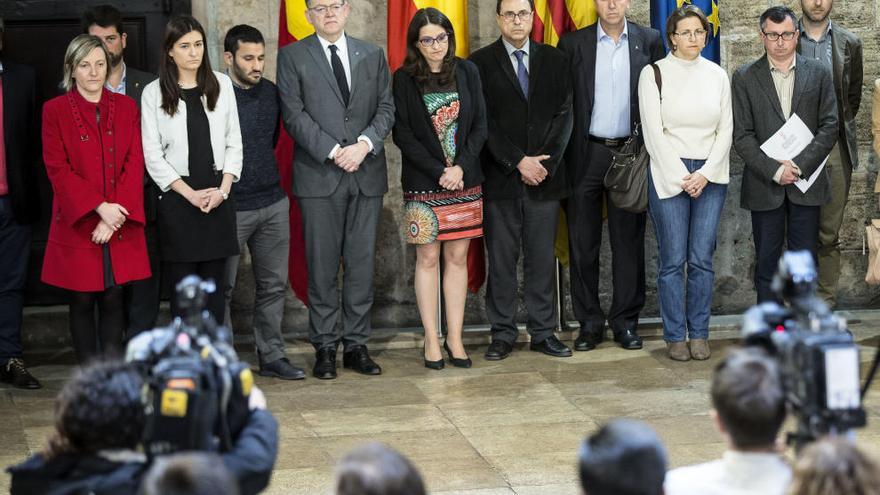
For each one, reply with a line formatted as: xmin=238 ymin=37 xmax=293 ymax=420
xmin=558 ymin=0 xmax=664 ymax=352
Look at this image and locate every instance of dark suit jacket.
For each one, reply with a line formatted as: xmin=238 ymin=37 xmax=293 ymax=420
xmin=124 ymin=65 xmax=156 ymax=108
xmin=277 ymin=34 xmax=395 ymax=198
xmin=797 ymin=22 xmax=863 ymax=171
xmin=732 ymin=54 xmax=838 ymax=211
xmin=392 ymin=59 xmax=487 ymax=191
xmin=557 ymin=21 xmax=664 ymax=188
xmin=1 ymin=61 xmax=40 ymax=224
xmin=470 ymin=38 xmax=573 ymax=201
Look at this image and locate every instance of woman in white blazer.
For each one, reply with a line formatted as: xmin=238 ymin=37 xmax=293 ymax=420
xmin=141 ymin=14 xmax=242 ymax=320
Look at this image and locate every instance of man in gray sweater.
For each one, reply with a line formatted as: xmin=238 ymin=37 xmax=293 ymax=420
xmin=223 ymin=25 xmax=304 ymax=380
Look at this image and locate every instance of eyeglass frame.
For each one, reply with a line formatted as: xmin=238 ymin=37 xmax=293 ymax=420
xmin=499 ymin=10 xmax=533 ymax=23
xmin=673 ymin=29 xmax=708 ymax=40
xmin=417 ymin=32 xmax=450 ymax=48
xmin=308 ymin=1 xmax=347 ymax=16
xmin=761 ymin=30 xmax=798 ymax=42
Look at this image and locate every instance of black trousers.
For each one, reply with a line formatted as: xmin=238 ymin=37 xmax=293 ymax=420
xmin=485 ymin=195 xmax=559 ymax=345
xmin=0 ymin=197 xmax=30 ymax=365
xmin=125 ymin=221 xmax=161 ymax=336
xmin=567 ymin=140 xmax=646 ymax=331
xmin=166 ymin=259 xmax=228 ymax=323
xmin=751 ymin=198 xmax=820 ymax=303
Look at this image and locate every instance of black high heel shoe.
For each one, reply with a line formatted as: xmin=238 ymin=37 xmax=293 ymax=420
xmin=424 ymin=346 xmax=444 ymax=370
xmin=444 ymin=340 xmax=472 ymax=368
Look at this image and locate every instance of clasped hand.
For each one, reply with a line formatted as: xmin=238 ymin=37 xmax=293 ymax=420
xmin=777 ymin=160 xmax=801 ymax=186
xmin=681 ymin=172 xmax=708 ymax=198
xmin=518 ymin=155 xmax=550 ymax=186
xmin=186 ymin=187 xmax=224 ymax=213
xmin=334 ymin=141 xmax=370 ymax=172
xmin=96 ymin=202 xmax=129 ymax=231
xmin=439 ymin=165 xmax=464 ymax=191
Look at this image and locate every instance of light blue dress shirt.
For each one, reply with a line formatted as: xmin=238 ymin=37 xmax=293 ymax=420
xmin=105 ymin=63 xmax=127 ymax=95
xmin=590 ymin=21 xmax=631 ymax=139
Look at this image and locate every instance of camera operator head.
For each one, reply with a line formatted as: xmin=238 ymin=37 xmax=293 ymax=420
xmin=711 ymin=348 xmax=785 ymax=450
xmin=334 ymin=443 xmax=426 ymax=495
xmin=142 ymin=452 xmax=239 ymax=495
xmin=578 ymin=419 xmax=667 ymax=495
xmin=787 ymin=437 xmax=880 ymax=495
xmin=45 ymin=360 xmax=145 ymax=459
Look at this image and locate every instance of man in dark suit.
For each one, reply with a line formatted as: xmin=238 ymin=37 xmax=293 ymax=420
xmin=277 ymin=0 xmax=394 ymax=379
xmin=0 ymin=18 xmax=42 ymax=389
xmin=732 ymin=6 xmax=838 ymax=303
xmin=797 ymin=0 xmax=863 ymax=308
xmin=470 ymin=0 xmax=573 ymax=361
xmin=82 ymin=5 xmax=159 ymax=335
xmin=557 ymin=0 xmax=663 ymax=352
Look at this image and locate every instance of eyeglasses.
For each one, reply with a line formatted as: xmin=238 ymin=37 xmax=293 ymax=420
xmin=762 ymin=31 xmax=797 ymax=41
xmin=418 ymin=32 xmax=449 ymax=48
xmin=673 ymin=29 xmax=707 ymax=39
xmin=309 ymin=2 xmax=345 ymax=16
xmin=500 ymin=10 xmax=533 ymax=22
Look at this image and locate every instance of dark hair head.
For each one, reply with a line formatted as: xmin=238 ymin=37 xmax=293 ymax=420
xmin=224 ymin=24 xmax=264 ymax=55
xmin=142 ymin=452 xmax=239 ymax=495
xmin=665 ymin=4 xmax=710 ymax=52
xmin=44 ymin=360 xmax=144 ymax=459
xmin=495 ymin=0 xmax=535 ymax=15
xmin=711 ymin=348 xmax=786 ymax=449
xmin=159 ymin=14 xmax=219 ymax=117
xmin=81 ymin=5 xmax=124 ymax=35
xmin=788 ymin=437 xmax=880 ymax=495
xmin=760 ymin=6 xmax=798 ymax=31
xmin=400 ymin=7 xmax=457 ymax=87
xmin=335 ymin=443 xmax=427 ymax=495
xmin=579 ymin=419 xmax=667 ymax=495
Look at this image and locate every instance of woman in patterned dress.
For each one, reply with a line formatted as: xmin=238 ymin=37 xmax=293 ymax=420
xmin=392 ymin=8 xmax=488 ymax=370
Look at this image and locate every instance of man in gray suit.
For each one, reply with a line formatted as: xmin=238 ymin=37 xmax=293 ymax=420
xmin=276 ymin=0 xmax=394 ymax=379
xmin=797 ymin=0 xmax=863 ymax=308
xmin=732 ymin=5 xmax=838 ymax=303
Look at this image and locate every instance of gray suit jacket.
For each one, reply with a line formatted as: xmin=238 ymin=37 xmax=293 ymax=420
xmin=732 ymin=54 xmax=838 ymax=211
xmin=276 ymin=34 xmax=394 ymax=198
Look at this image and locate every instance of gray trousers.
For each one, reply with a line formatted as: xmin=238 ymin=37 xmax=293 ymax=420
xmin=224 ymin=197 xmax=290 ymax=363
xmin=817 ymin=143 xmax=850 ymax=307
xmin=485 ymin=196 xmax=560 ymax=345
xmin=298 ymin=173 xmax=382 ymax=351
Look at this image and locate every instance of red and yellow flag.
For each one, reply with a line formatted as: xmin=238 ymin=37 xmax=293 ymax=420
xmin=276 ymin=0 xmax=315 ymax=305
xmin=388 ymin=0 xmax=469 ymax=71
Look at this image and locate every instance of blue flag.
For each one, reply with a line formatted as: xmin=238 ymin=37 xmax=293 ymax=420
xmin=650 ymin=0 xmax=721 ymax=63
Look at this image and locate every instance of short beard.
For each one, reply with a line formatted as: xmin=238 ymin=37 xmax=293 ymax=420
xmin=108 ymin=51 xmax=123 ymax=68
xmin=804 ymin=6 xmax=831 ymax=23
xmin=232 ymin=63 xmax=259 ymax=88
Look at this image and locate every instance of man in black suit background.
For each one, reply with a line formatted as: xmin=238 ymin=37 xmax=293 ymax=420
xmin=558 ymin=0 xmax=663 ymax=352
xmin=82 ymin=5 xmax=159 ymax=335
xmin=470 ymin=0 xmax=573 ymax=361
xmin=0 ymin=18 xmax=42 ymax=389
xmin=732 ymin=6 xmax=837 ymax=303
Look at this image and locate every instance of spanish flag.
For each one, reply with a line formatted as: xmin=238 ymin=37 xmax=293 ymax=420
xmin=388 ymin=0 xmax=469 ymax=71
xmin=276 ymin=0 xmax=314 ymax=305
xmin=531 ymin=1 xmax=596 ymax=266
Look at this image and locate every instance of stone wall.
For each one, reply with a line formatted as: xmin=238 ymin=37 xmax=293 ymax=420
xmin=191 ymin=0 xmax=880 ymax=333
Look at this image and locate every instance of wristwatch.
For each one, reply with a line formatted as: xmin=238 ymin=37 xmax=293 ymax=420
xmin=220 ymin=190 xmax=229 ymax=201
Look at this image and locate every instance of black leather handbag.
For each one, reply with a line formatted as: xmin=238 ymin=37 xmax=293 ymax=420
xmin=604 ymin=63 xmax=662 ymax=213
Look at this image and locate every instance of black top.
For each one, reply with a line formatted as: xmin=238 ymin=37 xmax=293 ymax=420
xmin=392 ymin=59 xmax=487 ymax=192
xmin=156 ymin=87 xmax=238 ymax=262
xmin=231 ymin=78 xmax=285 ymax=211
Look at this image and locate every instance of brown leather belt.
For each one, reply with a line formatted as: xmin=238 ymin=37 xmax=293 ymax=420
xmin=588 ymin=135 xmax=627 ymax=148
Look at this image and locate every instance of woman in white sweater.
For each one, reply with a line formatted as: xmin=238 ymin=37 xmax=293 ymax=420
xmin=638 ymin=5 xmax=732 ymax=362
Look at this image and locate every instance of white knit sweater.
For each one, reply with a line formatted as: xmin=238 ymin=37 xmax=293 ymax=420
xmin=638 ymin=52 xmax=733 ymax=199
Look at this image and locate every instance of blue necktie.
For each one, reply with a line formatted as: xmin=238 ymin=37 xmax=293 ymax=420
xmin=514 ymin=50 xmax=529 ymax=98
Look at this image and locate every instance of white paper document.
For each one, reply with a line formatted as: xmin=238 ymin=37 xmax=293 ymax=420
xmin=759 ymin=114 xmax=828 ymax=194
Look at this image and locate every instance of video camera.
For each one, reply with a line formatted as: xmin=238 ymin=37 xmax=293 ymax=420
xmin=741 ymin=251 xmax=870 ymax=451
xmin=126 ymin=275 xmax=253 ymax=458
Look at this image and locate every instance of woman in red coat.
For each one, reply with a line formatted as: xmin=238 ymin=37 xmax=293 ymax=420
xmin=41 ymin=34 xmax=150 ymax=363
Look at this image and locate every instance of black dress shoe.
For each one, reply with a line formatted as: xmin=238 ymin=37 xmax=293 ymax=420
xmin=260 ymin=357 xmax=306 ymax=380
xmin=343 ymin=345 xmax=382 ymax=375
xmin=484 ymin=340 xmax=513 ymax=361
xmin=530 ymin=335 xmax=573 ymax=357
xmin=0 ymin=358 xmax=42 ymax=390
xmin=313 ymin=347 xmax=337 ymax=380
xmin=574 ymin=326 xmax=605 ymax=352
xmin=443 ymin=340 xmax=472 ymax=368
xmin=613 ymin=327 xmax=643 ymax=350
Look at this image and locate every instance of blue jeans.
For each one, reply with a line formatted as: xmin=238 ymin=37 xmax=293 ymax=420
xmin=648 ymin=159 xmax=726 ymax=342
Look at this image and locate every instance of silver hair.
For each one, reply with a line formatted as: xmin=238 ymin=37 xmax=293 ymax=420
xmin=60 ymin=34 xmax=108 ymax=92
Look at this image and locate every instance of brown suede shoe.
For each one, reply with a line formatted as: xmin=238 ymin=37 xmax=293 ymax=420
xmin=667 ymin=342 xmax=690 ymax=361
xmin=689 ymin=339 xmax=711 ymax=360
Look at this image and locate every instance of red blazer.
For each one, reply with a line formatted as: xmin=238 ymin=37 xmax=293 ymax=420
xmin=41 ymin=89 xmax=150 ymax=292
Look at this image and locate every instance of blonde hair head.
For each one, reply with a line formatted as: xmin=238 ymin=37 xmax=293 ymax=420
xmin=60 ymin=34 xmax=109 ymax=92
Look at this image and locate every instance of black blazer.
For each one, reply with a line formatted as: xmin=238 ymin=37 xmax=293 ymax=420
xmin=557 ymin=21 xmax=664 ymax=188
xmin=392 ymin=58 xmax=487 ymax=191
xmin=732 ymin=54 xmax=837 ymax=211
xmin=124 ymin=66 xmax=157 ymax=108
xmin=470 ymin=39 xmax=573 ymax=201
xmin=1 ymin=61 xmax=40 ymax=224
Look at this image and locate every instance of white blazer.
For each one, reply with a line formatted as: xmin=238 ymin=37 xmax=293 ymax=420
xmin=141 ymin=71 xmax=243 ymax=192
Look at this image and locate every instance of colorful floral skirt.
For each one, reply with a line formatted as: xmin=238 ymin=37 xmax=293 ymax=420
xmin=403 ymin=185 xmax=483 ymax=245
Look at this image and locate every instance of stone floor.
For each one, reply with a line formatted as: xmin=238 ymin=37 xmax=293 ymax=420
xmin=2 ymin=314 xmax=879 ymax=494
